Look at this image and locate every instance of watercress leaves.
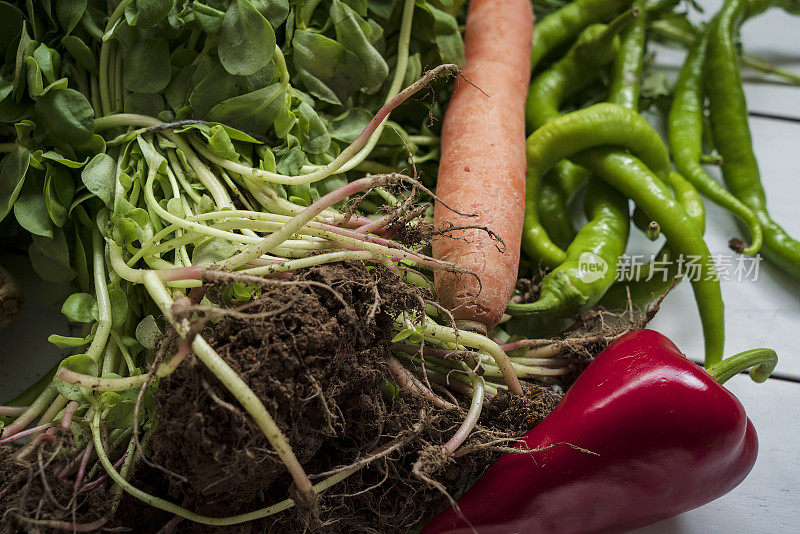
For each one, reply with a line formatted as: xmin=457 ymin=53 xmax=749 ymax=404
xmin=62 ymin=292 xmax=96 ymax=322
xmin=29 ymin=228 xmax=75 ymax=283
xmin=44 ymin=164 xmax=75 ymax=226
xmin=292 ymin=30 xmax=365 ymax=105
xmin=206 ymin=82 xmax=285 ymax=135
xmin=61 ymin=36 xmax=98 ymax=74
xmin=54 ymin=353 xmax=99 ymax=401
xmin=14 ymin=175 xmax=54 ymax=237
xmin=55 ymin=0 xmax=86 ymax=35
xmin=35 ymin=88 xmax=94 ymax=145
xmin=124 ymin=38 xmax=171 ymax=93
xmin=251 ymin=0 xmax=289 ymax=28
xmin=0 ymin=145 xmax=31 ymax=222
xmin=128 ymin=0 xmax=174 ymax=27
xmin=330 ymin=0 xmax=388 ymax=93
xmin=81 ymin=153 xmax=115 ymax=207
xmin=218 ymin=0 xmax=276 ymax=76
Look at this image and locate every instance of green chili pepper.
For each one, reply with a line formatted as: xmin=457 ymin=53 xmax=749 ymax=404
xmin=528 ymin=17 xmax=628 ymax=253
xmin=515 ymin=11 xmax=642 ymax=317
xmin=522 ymin=103 xmax=669 ymax=269
xmin=608 ymin=0 xmax=646 ymax=110
xmin=507 ymin=179 xmax=629 ymax=317
xmin=531 ymin=0 xmax=634 ymax=70
xmin=707 ymin=0 xmax=800 ymax=277
xmin=538 ymin=165 xmax=590 ymax=249
xmin=521 ymin=104 xmax=724 ymax=365
xmin=527 ymin=17 xmax=629 ymax=130
xmin=668 ymin=28 xmax=763 ymax=255
xmin=602 ymin=171 xmax=707 ymax=307
xmin=575 ymin=150 xmax=724 ymax=366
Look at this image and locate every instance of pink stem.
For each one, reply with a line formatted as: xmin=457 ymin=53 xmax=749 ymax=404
xmin=60 ymin=401 xmax=79 ymax=429
xmin=386 ymin=357 xmax=455 ymax=410
xmin=0 ymin=423 xmax=51 ymax=445
xmin=80 ymin=454 xmax=126 ymax=492
xmin=157 ymin=265 xmax=203 ymax=282
xmin=74 ymin=443 xmax=94 ymax=490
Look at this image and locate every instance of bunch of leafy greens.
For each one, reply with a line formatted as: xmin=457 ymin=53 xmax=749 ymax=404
xmin=0 ymin=0 xmax=463 ymax=287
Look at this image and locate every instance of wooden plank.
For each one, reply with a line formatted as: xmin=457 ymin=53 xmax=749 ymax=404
xmin=646 ymin=116 xmax=800 ymax=379
xmin=632 ymin=375 xmax=800 ymax=533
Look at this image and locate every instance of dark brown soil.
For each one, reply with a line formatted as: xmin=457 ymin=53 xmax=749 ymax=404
xmin=116 ymin=261 xmax=563 ymax=534
xmin=0 ymin=433 xmax=114 ymax=533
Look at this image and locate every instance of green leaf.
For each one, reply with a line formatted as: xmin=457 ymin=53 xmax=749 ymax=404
xmin=33 ymin=43 xmax=61 ymax=86
xmin=99 ymin=391 xmax=123 ymax=406
xmin=14 ymin=184 xmax=54 ymax=237
xmin=274 ymin=96 xmax=296 ymax=138
xmin=188 ymin=64 xmax=239 ymax=117
xmin=165 ymin=197 xmax=183 ymax=217
xmin=165 ymin=65 xmax=194 ymax=111
xmin=330 ymin=0 xmax=388 ymax=91
xmin=192 ymin=1 xmax=226 ymax=34
xmin=111 ymin=217 xmax=139 ymax=246
xmin=109 ymin=288 xmax=128 ymax=329
xmin=44 ymin=164 xmax=75 ymax=226
xmin=0 ymin=2 xmax=25 ymax=51
xmin=29 ymin=229 xmax=75 ymax=283
xmin=124 ymin=93 xmax=166 ymax=116
xmin=131 ymin=0 xmax=174 ymax=27
xmin=176 ymin=122 xmax=260 ymax=143
xmin=0 ymin=145 xmax=30 ymax=222
xmin=123 ymin=38 xmax=171 ymax=93
xmin=53 ymin=353 xmax=98 ymax=401
xmin=105 ymin=401 xmax=135 ymax=429
xmin=13 ymin=23 xmax=35 ymax=101
xmin=81 ymin=153 xmax=115 ymax=207
xmin=62 ymin=292 xmax=95 ymax=322
xmin=135 ymin=315 xmax=160 ymax=349
xmin=218 ymin=0 xmax=276 ymax=76
xmin=207 ymin=83 xmax=286 ymax=136
xmin=41 ymin=151 xmax=88 ymax=168
xmin=191 ymin=237 xmax=240 ymax=265
xmin=416 ymin=3 xmax=464 ymax=65
xmin=61 ymin=36 xmax=98 ymax=74
xmin=35 ymin=88 xmax=95 ymax=145
xmin=73 ymin=226 xmax=91 ymax=292
xmin=296 ymin=101 xmax=330 ymax=154
xmin=25 ymin=56 xmax=43 ymax=98
xmin=292 ymin=30 xmax=365 ymax=105
xmin=48 ymin=333 xmax=93 ymax=348
xmin=206 ymin=125 xmax=238 ymax=161
xmin=391 ymin=328 xmax=415 ymax=342
xmin=274 ymin=135 xmax=306 ymax=175
xmin=251 ymin=0 xmax=289 ymax=27
xmin=55 ymin=0 xmax=87 ymax=34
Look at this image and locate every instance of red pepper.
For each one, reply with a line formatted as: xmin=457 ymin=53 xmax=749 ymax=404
xmin=423 ymin=329 xmax=776 ymax=534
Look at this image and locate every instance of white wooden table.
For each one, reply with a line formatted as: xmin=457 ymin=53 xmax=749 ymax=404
xmin=635 ymin=2 xmax=800 ymax=531
xmin=1 ymin=2 xmax=799 ymax=532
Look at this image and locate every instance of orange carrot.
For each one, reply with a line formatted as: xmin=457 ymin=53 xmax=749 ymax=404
xmin=432 ymin=0 xmax=533 ymax=331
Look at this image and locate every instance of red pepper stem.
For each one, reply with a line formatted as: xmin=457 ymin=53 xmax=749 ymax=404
xmin=706 ymin=348 xmax=777 ymax=385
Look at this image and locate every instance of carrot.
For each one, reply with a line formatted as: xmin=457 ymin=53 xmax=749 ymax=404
xmin=432 ymin=0 xmax=533 ymax=332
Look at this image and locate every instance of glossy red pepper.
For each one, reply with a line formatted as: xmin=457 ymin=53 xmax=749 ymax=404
xmin=423 ymin=329 xmax=771 ymax=534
